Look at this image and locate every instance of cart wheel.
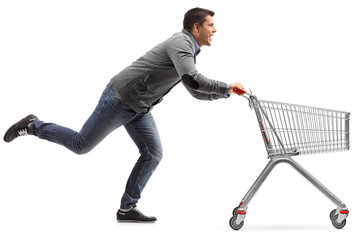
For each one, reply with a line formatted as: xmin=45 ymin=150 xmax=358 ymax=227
xmin=229 ymin=216 xmax=244 ymax=230
xmin=331 ymin=215 xmax=346 ymax=229
xmin=232 ymin=206 xmax=239 ymax=216
xmin=329 ymin=209 xmax=337 ymax=220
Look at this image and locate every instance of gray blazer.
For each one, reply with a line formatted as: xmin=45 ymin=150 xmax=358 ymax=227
xmin=110 ymin=29 xmax=228 ymax=114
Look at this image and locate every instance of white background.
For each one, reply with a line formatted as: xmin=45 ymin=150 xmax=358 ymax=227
xmin=0 ymin=0 xmax=359 ymax=239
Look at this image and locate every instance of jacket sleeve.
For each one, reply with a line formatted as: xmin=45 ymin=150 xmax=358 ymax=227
xmin=167 ymin=36 xmax=229 ymax=100
xmin=182 ymin=82 xmax=228 ymax=100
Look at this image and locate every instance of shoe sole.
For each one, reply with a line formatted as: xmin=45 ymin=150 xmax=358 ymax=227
xmin=117 ymin=219 xmax=156 ymax=223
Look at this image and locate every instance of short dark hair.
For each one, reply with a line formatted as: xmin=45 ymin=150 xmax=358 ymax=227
xmin=183 ymin=7 xmax=215 ymax=32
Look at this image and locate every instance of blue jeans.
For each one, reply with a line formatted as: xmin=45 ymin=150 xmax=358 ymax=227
xmin=30 ymin=82 xmax=163 ymax=209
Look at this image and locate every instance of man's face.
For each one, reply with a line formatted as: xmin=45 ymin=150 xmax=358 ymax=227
xmin=193 ymin=15 xmax=217 ymax=47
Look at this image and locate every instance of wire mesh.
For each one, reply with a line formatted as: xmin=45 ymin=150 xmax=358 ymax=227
xmin=253 ymin=99 xmax=350 ymax=156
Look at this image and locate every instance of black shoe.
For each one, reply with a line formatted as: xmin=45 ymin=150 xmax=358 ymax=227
xmin=117 ymin=208 xmax=157 ymax=222
xmin=3 ymin=114 xmax=38 ymax=143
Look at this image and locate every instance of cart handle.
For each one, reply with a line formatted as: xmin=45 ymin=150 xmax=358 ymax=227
xmin=233 ymin=87 xmax=252 ymax=100
xmin=233 ymin=87 xmax=246 ymax=96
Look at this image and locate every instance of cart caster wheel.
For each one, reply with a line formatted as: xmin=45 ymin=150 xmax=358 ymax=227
xmin=229 ymin=216 xmax=244 ymax=230
xmin=331 ymin=215 xmax=346 ymax=229
xmin=232 ymin=206 xmax=239 ymax=216
xmin=329 ymin=209 xmax=337 ymax=220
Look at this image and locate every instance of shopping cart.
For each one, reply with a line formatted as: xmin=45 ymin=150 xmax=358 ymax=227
xmin=229 ymin=88 xmax=350 ymax=230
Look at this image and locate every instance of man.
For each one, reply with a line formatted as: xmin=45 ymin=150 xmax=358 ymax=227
xmin=3 ymin=7 xmax=244 ymax=222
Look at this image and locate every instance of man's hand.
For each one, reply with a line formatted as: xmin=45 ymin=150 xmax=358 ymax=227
xmin=228 ymin=82 xmax=244 ymax=95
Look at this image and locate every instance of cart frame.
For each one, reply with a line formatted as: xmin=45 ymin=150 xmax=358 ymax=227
xmin=229 ymin=90 xmax=350 ymax=230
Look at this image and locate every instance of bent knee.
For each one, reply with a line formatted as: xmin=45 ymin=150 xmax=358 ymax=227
xmin=152 ymin=150 xmax=163 ymax=163
xmin=143 ymin=147 xmax=163 ymax=164
xmin=72 ymin=142 xmax=94 ymax=155
xmin=73 ymin=147 xmax=92 ymax=155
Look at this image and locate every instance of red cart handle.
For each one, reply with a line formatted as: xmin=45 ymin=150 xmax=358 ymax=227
xmin=233 ymin=87 xmax=246 ymax=96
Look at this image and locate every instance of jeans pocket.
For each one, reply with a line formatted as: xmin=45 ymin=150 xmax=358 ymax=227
xmin=109 ymin=90 xmax=134 ymax=114
xmin=94 ymin=84 xmax=112 ymax=113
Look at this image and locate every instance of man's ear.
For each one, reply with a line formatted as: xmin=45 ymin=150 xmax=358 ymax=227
xmin=193 ymin=23 xmax=200 ymax=33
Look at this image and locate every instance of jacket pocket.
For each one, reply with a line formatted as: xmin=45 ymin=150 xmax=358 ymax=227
xmin=126 ymin=73 xmax=150 ymax=95
xmin=131 ymin=73 xmax=163 ymax=96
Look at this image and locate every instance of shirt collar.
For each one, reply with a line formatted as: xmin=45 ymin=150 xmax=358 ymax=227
xmin=193 ymin=37 xmax=201 ymax=56
xmin=182 ymin=29 xmax=201 ymax=56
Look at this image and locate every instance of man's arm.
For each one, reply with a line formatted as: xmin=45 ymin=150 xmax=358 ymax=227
xmin=168 ymin=37 xmax=228 ymax=97
xmin=182 ymin=82 xmax=227 ymax=100
xmin=168 ymin=37 xmax=244 ymax=99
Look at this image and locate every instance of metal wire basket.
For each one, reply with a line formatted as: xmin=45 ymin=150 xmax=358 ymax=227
xmin=255 ymin=99 xmax=350 ymax=156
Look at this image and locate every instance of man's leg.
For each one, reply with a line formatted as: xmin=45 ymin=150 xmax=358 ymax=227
xmin=29 ymin=83 xmax=136 ymax=154
xmin=116 ymin=112 xmax=162 ymax=222
xmin=121 ymin=113 xmax=163 ymax=209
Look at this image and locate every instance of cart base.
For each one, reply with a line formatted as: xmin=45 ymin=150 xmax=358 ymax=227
xmin=229 ymin=155 xmax=349 ymax=230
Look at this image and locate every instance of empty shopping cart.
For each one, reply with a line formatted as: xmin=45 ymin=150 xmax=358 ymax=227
xmin=229 ymin=88 xmax=350 ymax=230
